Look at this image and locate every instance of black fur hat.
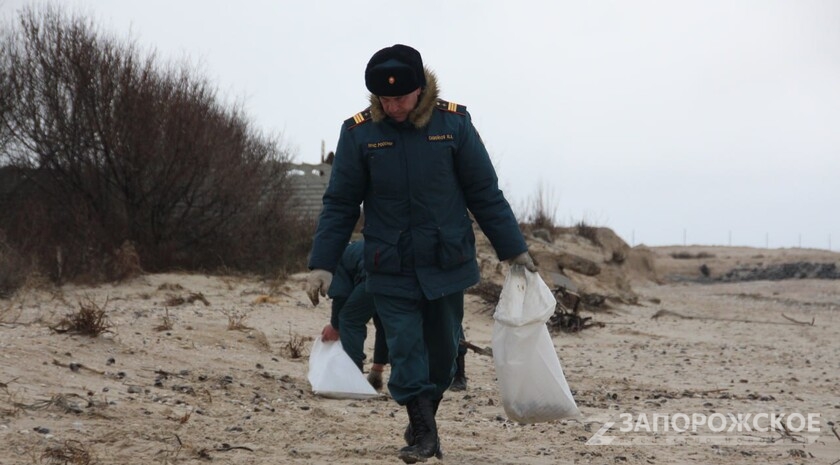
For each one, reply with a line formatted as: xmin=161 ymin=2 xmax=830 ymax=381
xmin=364 ymin=44 xmax=426 ymax=96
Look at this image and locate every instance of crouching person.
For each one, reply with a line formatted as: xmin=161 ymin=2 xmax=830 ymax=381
xmin=318 ymin=240 xmax=389 ymax=389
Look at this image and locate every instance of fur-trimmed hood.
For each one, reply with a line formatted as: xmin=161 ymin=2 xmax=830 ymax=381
xmin=368 ymin=67 xmax=439 ymax=129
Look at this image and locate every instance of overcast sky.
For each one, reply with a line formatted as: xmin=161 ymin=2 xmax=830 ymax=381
xmin=3 ymin=0 xmax=839 ymax=249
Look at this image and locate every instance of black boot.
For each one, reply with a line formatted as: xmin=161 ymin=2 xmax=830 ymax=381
xmin=404 ymin=397 xmax=441 ymax=447
xmin=449 ymin=353 xmax=467 ymax=392
xmin=399 ymin=397 xmax=442 ymax=463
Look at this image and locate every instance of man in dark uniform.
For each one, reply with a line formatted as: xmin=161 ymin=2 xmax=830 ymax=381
xmin=307 ymin=44 xmax=536 ymax=463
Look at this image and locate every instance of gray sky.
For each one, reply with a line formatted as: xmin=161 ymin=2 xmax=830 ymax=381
xmin=3 ymin=0 xmax=839 ymax=249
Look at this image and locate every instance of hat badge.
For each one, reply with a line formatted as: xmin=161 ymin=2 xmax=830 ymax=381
xmin=388 ymin=76 xmax=395 ymax=85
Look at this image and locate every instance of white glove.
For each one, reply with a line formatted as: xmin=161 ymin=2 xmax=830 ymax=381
xmin=507 ymin=251 xmax=538 ymax=272
xmin=306 ymin=269 xmax=333 ymax=306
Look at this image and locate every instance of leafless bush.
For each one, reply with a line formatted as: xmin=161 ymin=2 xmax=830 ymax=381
xmin=0 ymin=5 xmax=308 ymax=283
xmin=50 ymin=296 xmax=113 ymax=337
xmin=285 ymin=334 xmax=307 ymax=359
xmin=282 ymin=325 xmax=309 ymax=359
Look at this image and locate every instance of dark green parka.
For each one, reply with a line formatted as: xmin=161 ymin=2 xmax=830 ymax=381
xmin=327 ymin=240 xmax=365 ymax=329
xmin=309 ymin=70 xmax=526 ymax=300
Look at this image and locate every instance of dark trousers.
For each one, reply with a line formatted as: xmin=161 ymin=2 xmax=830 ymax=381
xmin=457 ymin=324 xmax=467 ymax=357
xmin=337 ymin=284 xmax=379 ymax=370
xmin=374 ymin=291 xmax=464 ymax=405
xmin=371 ymin=313 xmax=389 ymax=365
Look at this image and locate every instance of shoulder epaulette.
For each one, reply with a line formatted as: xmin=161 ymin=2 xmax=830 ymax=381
xmin=435 ymin=99 xmax=467 ymax=115
xmin=344 ymin=108 xmax=372 ymax=129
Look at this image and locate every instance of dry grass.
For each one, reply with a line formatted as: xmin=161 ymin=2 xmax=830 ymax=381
xmin=252 ymin=294 xmax=281 ymax=305
xmin=49 ymin=296 xmax=113 ymax=337
xmin=0 ymin=378 xmax=23 ymax=417
xmin=521 ymin=182 xmax=559 ymax=232
xmin=155 ymin=309 xmax=174 ymax=331
xmin=282 ymin=324 xmax=308 ymax=359
xmin=157 ymin=282 xmax=184 ymax=291
xmin=251 ymin=330 xmax=271 ymax=351
xmin=41 ymin=440 xmax=97 ymax=465
xmin=167 ymin=408 xmax=192 ymax=424
xmin=223 ymin=309 xmax=252 ymax=331
xmin=164 ymin=292 xmax=209 ymax=307
xmin=575 ymin=221 xmax=600 ymax=246
xmin=110 ymin=240 xmax=143 ymax=282
xmin=1 ymin=272 xmax=59 ymax=324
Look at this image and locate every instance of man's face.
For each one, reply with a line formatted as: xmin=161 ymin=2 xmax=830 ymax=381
xmin=379 ymin=88 xmax=421 ymax=122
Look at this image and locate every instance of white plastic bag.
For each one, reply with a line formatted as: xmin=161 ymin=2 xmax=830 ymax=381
xmin=492 ymin=266 xmax=581 ymax=423
xmin=307 ymin=337 xmax=380 ymax=399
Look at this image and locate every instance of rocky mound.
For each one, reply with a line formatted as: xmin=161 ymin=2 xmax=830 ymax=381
xmin=473 ymin=224 xmax=658 ymax=310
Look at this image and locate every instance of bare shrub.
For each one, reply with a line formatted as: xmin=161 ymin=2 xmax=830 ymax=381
xmin=50 ymin=296 xmax=113 ymax=337
xmin=285 ymin=334 xmax=307 ymax=359
xmin=282 ymin=325 xmax=308 ymax=359
xmin=0 ymin=5 xmax=306 ymax=283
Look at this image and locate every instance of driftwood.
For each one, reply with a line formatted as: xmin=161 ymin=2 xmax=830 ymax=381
xmin=548 ymin=307 xmax=604 ymax=332
xmin=547 ymin=287 xmax=604 ymax=333
xmin=651 ymin=309 xmax=815 ymax=326
xmin=460 ymin=339 xmax=492 ymax=357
